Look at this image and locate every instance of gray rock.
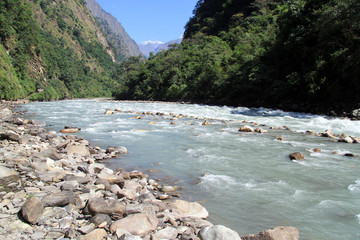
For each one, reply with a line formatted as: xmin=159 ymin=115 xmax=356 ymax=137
xmin=88 ymin=198 xmax=125 ymax=216
xmin=64 ymin=175 xmax=91 ymax=184
xmin=41 ymin=191 xmax=76 ymax=207
xmin=0 ymin=165 xmax=18 ymax=179
xmin=89 ymin=214 xmax=112 ymax=227
xmin=152 ymin=226 xmax=178 ymax=240
xmin=21 ymin=197 xmax=44 ymax=224
xmin=199 ymin=225 xmax=241 ymax=240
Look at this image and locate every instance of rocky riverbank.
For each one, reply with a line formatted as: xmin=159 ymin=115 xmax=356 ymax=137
xmin=0 ymin=101 xmax=299 ymax=240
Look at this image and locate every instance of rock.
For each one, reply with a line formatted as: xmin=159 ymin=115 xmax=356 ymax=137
xmin=305 ymin=130 xmax=318 ymax=136
xmin=129 ymin=171 xmax=144 ymax=179
xmin=160 ymin=185 xmax=178 ymax=192
xmin=242 ymin=226 xmax=299 ymax=240
xmin=117 ymin=189 xmax=136 ymax=200
xmin=110 ymin=213 xmax=158 ymax=235
xmin=239 ymin=125 xmax=254 ymax=133
xmin=66 ymin=145 xmax=90 ymax=157
xmin=106 ymin=146 xmax=128 ymax=155
xmin=313 ymin=148 xmax=321 ymax=152
xmin=88 ymin=198 xmax=125 ymax=216
xmin=344 ymin=153 xmax=356 ymax=157
xmin=21 ymin=197 xmax=44 ymax=224
xmin=338 ymin=136 xmax=353 ymax=143
xmin=170 ymin=200 xmax=209 ymax=219
xmin=78 ymin=229 xmax=107 ymax=240
xmin=60 ymin=128 xmax=80 ymax=134
xmin=202 ymin=120 xmax=211 ymax=126
xmin=199 ymin=225 xmax=241 ymax=240
xmin=181 ymin=217 xmax=213 ymax=229
xmin=320 ymin=130 xmax=336 ymax=138
xmin=36 ymin=148 xmax=61 ymax=160
xmin=152 ymin=226 xmax=178 ymax=240
xmin=0 ymin=131 xmax=20 ymax=142
xmin=289 ymin=152 xmax=304 ymax=161
xmin=0 ymin=165 xmax=18 ymax=179
xmin=255 ymin=128 xmax=268 ymax=133
xmin=41 ymin=191 xmax=76 ymax=207
xmin=105 ymin=110 xmax=114 ymax=115
xmin=89 ymin=214 xmax=112 ymax=227
xmin=123 ymin=180 xmax=142 ymax=193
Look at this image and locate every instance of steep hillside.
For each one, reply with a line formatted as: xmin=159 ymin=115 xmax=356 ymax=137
xmin=114 ymin=0 xmax=360 ymax=116
xmin=84 ymin=0 xmax=143 ymax=61
xmin=0 ymin=0 xmax=120 ymax=100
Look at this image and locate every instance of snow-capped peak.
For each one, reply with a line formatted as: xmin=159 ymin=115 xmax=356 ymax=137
xmin=140 ymin=40 xmax=164 ymax=45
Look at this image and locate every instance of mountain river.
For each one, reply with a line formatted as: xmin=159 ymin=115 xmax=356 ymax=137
xmin=18 ymin=99 xmax=360 ymax=240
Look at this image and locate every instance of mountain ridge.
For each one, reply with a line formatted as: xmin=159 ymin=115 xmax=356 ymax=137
xmin=84 ymin=0 xmax=143 ymax=61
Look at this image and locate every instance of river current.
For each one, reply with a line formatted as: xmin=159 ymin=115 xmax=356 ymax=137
xmin=19 ymin=99 xmax=360 ymax=239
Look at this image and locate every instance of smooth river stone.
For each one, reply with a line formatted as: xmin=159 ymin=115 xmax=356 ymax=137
xmin=170 ymin=200 xmax=209 ymax=219
xmin=21 ymin=197 xmax=44 ymax=224
xmin=88 ymin=198 xmax=125 ymax=216
xmin=110 ymin=213 xmax=158 ymax=235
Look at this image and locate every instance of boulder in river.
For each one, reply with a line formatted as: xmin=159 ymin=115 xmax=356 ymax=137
xmin=289 ymin=152 xmax=304 ymax=161
xmin=239 ymin=125 xmax=255 ymax=133
xmin=242 ymin=226 xmax=299 ymax=240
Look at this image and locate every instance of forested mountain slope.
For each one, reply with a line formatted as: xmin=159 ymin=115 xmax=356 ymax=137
xmin=84 ymin=0 xmax=143 ymax=61
xmin=0 ymin=0 xmax=121 ymax=100
xmin=113 ymin=0 xmax=360 ymax=116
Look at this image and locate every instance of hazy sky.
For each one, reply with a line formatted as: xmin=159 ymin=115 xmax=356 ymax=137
xmin=96 ymin=0 xmax=199 ymax=44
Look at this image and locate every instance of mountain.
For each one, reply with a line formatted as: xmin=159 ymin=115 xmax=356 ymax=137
xmin=84 ymin=0 xmax=143 ymax=61
xmin=138 ymin=41 xmax=164 ymax=58
xmin=139 ymin=39 xmax=182 ymax=58
xmin=0 ymin=0 xmax=121 ymax=100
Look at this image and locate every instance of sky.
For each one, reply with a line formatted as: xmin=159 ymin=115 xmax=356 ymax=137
xmin=96 ymin=0 xmax=199 ymax=44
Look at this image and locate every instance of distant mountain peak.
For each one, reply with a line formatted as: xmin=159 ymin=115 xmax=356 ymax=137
xmin=140 ymin=40 xmax=164 ymax=45
xmin=139 ymin=38 xmax=182 ymax=58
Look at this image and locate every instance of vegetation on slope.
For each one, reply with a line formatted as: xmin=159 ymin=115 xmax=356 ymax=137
xmin=113 ymin=0 xmax=360 ymax=114
xmin=0 ymin=0 xmax=121 ymax=100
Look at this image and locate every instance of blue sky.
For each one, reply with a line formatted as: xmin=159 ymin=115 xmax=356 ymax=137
xmin=96 ymin=0 xmax=199 ymax=44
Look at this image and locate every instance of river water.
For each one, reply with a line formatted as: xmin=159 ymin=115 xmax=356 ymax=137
xmin=19 ymin=99 xmax=360 ymax=239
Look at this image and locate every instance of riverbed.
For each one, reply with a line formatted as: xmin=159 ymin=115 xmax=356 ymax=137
xmin=18 ymin=99 xmax=360 ymax=240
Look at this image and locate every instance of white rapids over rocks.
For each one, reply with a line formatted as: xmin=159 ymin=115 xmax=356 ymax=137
xmin=19 ymin=99 xmax=360 ymax=240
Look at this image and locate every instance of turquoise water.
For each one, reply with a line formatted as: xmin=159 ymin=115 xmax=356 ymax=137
xmin=20 ymin=99 xmax=360 ymax=239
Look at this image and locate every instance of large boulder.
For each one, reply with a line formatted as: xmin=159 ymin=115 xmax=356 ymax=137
xmin=41 ymin=191 xmax=77 ymax=207
xmin=21 ymin=197 xmax=44 ymax=224
xmin=170 ymin=200 xmax=209 ymax=219
xmin=199 ymin=225 xmax=242 ymax=240
xmin=88 ymin=198 xmax=125 ymax=216
xmin=242 ymin=226 xmax=299 ymax=240
xmin=110 ymin=213 xmax=158 ymax=235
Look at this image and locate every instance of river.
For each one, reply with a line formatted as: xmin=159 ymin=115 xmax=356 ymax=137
xmin=18 ymin=99 xmax=360 ymax=240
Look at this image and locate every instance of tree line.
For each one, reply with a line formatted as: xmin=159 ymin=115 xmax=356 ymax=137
xmin=113 ymin=0 xmax=360 ymax=114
